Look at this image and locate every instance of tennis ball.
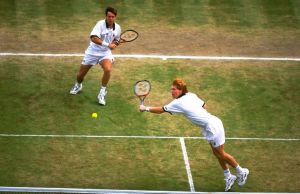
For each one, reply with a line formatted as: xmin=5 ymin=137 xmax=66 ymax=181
xmin=91 ymin=112 xmax=98 ymax=118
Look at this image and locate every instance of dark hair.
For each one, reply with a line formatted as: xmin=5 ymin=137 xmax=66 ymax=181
xmin=172 ymin=78 xmax=188 ymax=94
xmin=105 ymin=7 xmax=117 ymax=16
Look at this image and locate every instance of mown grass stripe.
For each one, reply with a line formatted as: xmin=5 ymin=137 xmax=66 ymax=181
xmin=0 ymin=134 xmax=299 ymax=141
xmin=1 ymin=53 xmax=300 ymax=61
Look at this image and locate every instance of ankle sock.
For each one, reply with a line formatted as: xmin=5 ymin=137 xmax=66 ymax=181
xmin=224 ymin=169 xmax=231 ymax=179
xmin=235 ymin=165 xmax=243 ymax=174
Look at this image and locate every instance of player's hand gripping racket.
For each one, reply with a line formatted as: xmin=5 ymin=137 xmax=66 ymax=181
xmin=118 ymin=29 xmax=139 ymax=44
xmin=134 ymin=80 xmax=151 ymax=105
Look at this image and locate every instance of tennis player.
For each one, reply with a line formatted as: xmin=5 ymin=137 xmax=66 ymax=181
xmin=139 ymin=78 xmax=249 ymax=192
xmin=70 ymin=6 xmax=121 ymax=106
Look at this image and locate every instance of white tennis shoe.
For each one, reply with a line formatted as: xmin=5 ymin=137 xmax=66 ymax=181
xmin=237 ymin=168 xmax=249 ymax=187
xmin=70 ymin=83 xmax=82 ymax=94
xmin=98 ymin=90 xmax=107 ymax=105
xmin=225 ymin=175 xmax=237 ymax=192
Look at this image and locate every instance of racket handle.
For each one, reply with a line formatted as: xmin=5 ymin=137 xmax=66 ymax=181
xmin=138 ymin=96 xmax=145 ymax=105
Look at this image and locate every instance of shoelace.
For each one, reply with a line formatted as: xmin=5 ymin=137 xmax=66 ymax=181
xmin=238 ymin=172 xmax=246 ymax=182
xmin=73 ymin=85 xmax=79 ymax=91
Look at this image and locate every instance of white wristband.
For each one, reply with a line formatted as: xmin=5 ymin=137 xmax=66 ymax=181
xmin=102 ymin=41 xmax=109 ymax=47
xmin=146 ymin=107 xmax=150 ymax=112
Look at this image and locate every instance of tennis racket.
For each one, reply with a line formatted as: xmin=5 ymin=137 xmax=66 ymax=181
xmin=134 ymin=80 xmax=151 ymax=105
xmin=118 ymin=29 xmax=139 ymax=44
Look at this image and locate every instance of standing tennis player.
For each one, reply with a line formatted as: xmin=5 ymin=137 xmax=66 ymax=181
xmin=139 ymin=78 xmax=249 ymax=192
xmin=70 ymin=6 xmax=121 ymax=106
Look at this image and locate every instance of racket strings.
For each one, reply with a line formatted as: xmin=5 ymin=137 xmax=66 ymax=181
xmin=135 ymin=87 xmax=149 ymax=95
xmin=134 ymin=81 xmax=151 ymax=96
xmin=120 ymin=30 xmax=138 ymax=42
xmin=122 ymin=33 xmax=136 ymax=40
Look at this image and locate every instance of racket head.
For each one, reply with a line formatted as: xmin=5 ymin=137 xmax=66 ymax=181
xmin=134 ymin=80 xmax=151 ymax=104
xmin=120 ymin=29 xmax=139 ymax=43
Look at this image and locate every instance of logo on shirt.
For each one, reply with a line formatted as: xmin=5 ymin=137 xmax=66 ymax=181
xmin=209 ymin=140 xmax=217 ymax=146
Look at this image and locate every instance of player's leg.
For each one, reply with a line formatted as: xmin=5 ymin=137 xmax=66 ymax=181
xmin=77 ymin=64 xmax=92 ymax=83
xmin=215 ymin=117 xmax=249 ymax=188
xmin=213 ymin=145 xmax=249 ymax=187
xmin=98 ymin=58 xmax=113 ymax=105
xmin=70 ymin=64 xmax=92 ymax=94
xmin=70 ymin=54 xmax=97 ymax=95
xmin=212 ymin=146 xmax=229 ymax=169
xmin=208 ymin=118 xmax=239 ymax=191
xmin=212 ymin=144 xmax=239 ymax=168
xmin=211 ymin=144 xmax=237 ymax=191
xmin=211 ymin=143 xmax=249 ymax=189
xmin=100 ymin=59 xmax=112 ymax=87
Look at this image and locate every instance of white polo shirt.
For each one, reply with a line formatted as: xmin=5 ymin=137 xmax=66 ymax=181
xmin=85 ymin=19 xmax=121 ymax=56
xmin=163 ymin=92 xmax=224 ymax=140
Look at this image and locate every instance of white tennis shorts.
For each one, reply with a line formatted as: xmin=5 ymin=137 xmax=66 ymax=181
xmin=82 ymin=53 xmax=114 ymax=66
xmin=202 ymin=116 xmax=225 ymax=148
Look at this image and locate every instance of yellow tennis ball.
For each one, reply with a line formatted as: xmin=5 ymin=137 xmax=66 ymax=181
xmin=91 ymin=112 xmax=98 ymax=118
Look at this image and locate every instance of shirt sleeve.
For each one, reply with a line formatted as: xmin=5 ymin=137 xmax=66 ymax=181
xmin=90 ymin=21 xmax=101 ymax=38
xmin=163 ymin=99 xmax=183 ymax=114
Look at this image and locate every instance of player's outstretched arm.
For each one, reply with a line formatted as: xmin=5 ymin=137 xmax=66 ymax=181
xmin=139 ymin=105 xmax=164 ymax=114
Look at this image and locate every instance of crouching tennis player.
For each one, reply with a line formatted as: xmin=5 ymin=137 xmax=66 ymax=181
xmin=139 ymin=78 xmax=249 ymax=192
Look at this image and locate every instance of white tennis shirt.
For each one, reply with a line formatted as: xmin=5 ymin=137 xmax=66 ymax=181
xmin=163 ymin=92 xmax=223 ymax=139
xmin=85 ymin=19 xmax=121 ymax=56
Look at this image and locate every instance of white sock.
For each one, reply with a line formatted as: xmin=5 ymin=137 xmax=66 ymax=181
xmin=235 ymin=165 xmax=243 ymax=174
xmin=100 ymin=86 xmax=106 ymax=91
xmin=224 ymin=169 xmax=231 ymax=179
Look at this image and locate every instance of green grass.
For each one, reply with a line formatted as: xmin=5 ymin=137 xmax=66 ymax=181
xmin=0 ymin=57 xmax=299 ymax=192
xmin=1 ymin=0 xmax=299 ymax=29
xmin=0 ymin=0 xmax=300 ymax=192
xmin=188 ymin=139 xmax=300 ymax=192
xmin=1 ymin=57 xmax=299 ymax=138
xmin=0 ymin=137 xmax=188 ymax=190
xmin=1 ymin=0 xmax=299 ymax=56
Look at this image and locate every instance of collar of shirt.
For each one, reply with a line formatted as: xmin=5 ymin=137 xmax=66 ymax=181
xmin=105 ymin=20 xmax=115 ymax=30
xmin=176 ymin=92 xmax=187 ymax=99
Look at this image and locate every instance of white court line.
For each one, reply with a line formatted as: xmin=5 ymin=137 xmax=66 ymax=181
xmin=180 ymin=138 xmax=195 ymax=192
xmin=0 ymin=134 xmax=299 ymax=141
xmin=1 ymin=186 xmax=294 ymax=194
xmin=0 ymin=52 xmax=300 ymax=61
xmin=0 ymin=186 xmax=205 ymax=194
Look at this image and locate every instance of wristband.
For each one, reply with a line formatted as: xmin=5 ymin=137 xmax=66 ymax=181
xmin=102 ymin=41 xmax=109 ymax=47
xmin=146 ymin=107 xmax=150 ymax=112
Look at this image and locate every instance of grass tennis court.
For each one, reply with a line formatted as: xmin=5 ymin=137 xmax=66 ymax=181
xmin=0 ymin=0 xmax=300 ymax=193
xmin=0 ymin=57 xmax=299 ymax=192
